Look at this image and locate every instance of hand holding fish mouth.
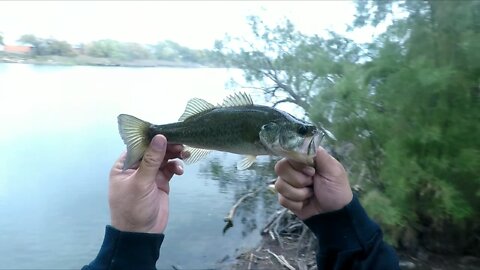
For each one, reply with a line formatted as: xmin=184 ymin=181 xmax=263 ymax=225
xmin=109 ymin=135 xmax=184 ymax=234
xmin=274 ymin=146 xmax=353 ymax=220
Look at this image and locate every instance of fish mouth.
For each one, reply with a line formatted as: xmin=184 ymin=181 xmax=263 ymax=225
xmin=276 ymin=131 xmax=323 ymax=166
xmin=263 ymin=128 xmax=325 ymax=165
xmin=304 ymin=132 xmax=323 ymax=157
xmin=294 ymin=129 xmax=322 ymax=157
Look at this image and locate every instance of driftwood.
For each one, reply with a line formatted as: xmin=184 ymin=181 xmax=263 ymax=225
xmin=266 ymin=249 xmax=296 ymax=270
xmin=262 ymin=209 xmax=287 ymax=235
xmin=223 ymin=187 xmax=263 ymax=233
xmin=262 ymin=208 xmax=291 ymax=248
xmin=296 ymin=259 xmax=308 ymax=270
xmin=247 ymin=252 xmax=254 ymax=270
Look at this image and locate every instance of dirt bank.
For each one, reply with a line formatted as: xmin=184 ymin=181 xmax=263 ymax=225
xmin=228 ymin=233 xmax=480 ymax=270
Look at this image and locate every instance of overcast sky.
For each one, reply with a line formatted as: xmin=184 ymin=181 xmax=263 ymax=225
xmin=0 ymin=1 xmax=384 ymax=49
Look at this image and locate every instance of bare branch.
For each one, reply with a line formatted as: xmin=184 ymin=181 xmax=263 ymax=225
xmin=273 ymin=98 xmax=294 ymax=107
xmin=223 ymin=187 xmax=263 ymax=233
xmin=266 ymin=249 xmax=295 ymax=270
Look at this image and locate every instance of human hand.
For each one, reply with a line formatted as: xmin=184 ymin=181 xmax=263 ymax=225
xmin=274 ymin=146 xmax=353 ymax=220
xmin=109 ymin=135 xmax=184 ymax=233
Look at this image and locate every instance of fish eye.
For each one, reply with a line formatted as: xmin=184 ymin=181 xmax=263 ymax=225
xmin=297 ymin=125 xmax=308 ymax=135
xmin=262 ymin=124 xmax=273 ymax=131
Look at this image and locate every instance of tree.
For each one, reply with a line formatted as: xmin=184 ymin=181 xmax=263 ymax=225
xmin=85 ymin=39 xmax=120 ymax=58
xmin=45 ymin=39 xmax=75 ymax=56
xmin=153 ymin=40 xmax=181 ymax=61
xmin=86 ymin=40 xmax=152 ymax=61
xmin=18 ymin=34 xmax=74 ymax=56
xmin=153 ymin=40 xmax=207 ymax=63
xmin=217 ymin=16 xmax=362 ymax=113
xmin=352 ymin=0 xmax=480 ymax=253
xmin=221 ymin=1 xmax=480 ymax=255
xmin=216 ymin=16 xmax=375 ymax=182
xmin=122 ymin=42 xmax=152 ymax=60
xmin=18 ymin=34 xmax=40 ymax=49
xmin=0 ymin=32 xmax=4 ymax=45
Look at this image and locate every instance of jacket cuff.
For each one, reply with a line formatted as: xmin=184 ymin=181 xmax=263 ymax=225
xmin=303 ymin=196 xmax=380 ymax=253
xmin=89 ymin=225 xmax=164 ymax=269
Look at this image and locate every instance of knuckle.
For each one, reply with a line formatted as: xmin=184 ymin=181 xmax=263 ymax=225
xmin=300 ymin=177 xmax=313 ymax=187
xmin=274 ymin=178 xmax=285 ymax=192
xmin=278 ymin=195 xmax=289 ymax=207
xmin=299 ymin=188 xmax=310 ymax=200
xmin=274 ymin=159 xmax=287 ymax=175
xmin=143 ymin=151 xmax=162 ymax=167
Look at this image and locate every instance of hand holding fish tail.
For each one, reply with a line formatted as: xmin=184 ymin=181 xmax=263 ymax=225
xmin=274 ymin=146 xmax=353 ymax=220
xmin=109 ymin=135 xmax=184 ymax=234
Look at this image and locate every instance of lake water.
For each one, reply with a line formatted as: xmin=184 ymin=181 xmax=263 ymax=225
xmin=0 ymin=63 xmax=280 ymax=269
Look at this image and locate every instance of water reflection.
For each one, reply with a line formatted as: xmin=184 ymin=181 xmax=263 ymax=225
xmin=199 ymin=155 xmax=281 ymax=237
xmin=1 ymin=63 xmax=271 ymax=269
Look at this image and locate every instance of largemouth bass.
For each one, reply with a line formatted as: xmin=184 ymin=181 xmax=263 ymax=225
xmin=118 ymin=92 xmax=331 ymax=170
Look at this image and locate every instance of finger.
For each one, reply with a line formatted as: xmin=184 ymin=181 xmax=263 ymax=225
xmin=275 ymin=159 xmax=313 ymax=188
xmin=166 ymin=144 xmax=184 ymax=155
xmin=164 ymin=144 xmax=184 ymax=162
xmin=136 ymin=135 xmax=167 ymax=182
xmin=165 ymin=159 xmax=184 ymax=176
xmin=180 ymin=150 xmax=191 ymax=160
xmin=112 ymin=151 xmax=127 ymax=171
xmin=278 ymin=194 xmax=304 ymax=213
xmin=287 ymin=159 xmax=315 ymax=177
xmin=155 ymin=171 xmax=171 ymax=194
xmin=156 ymin=160 xmax=183 ymax=184
xmin=314 ymin=146 xmax=345 ymax=179
xmin=155 ymin=160 xmax=183 ymax=193
xmin=132 ymin=146 xmax=183 ymax=170
xmin=163 ymin=151 xmax=183 ymax=163
xmin=275 ymin=177 xmax=313 ymax=201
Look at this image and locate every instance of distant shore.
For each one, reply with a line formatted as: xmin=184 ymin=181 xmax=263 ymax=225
xmin=0 ymin=53 xmax=209 ymax=68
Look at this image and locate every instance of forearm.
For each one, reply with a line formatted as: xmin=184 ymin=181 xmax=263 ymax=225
xmin=82 ymin=225 xmax=164 ymax=270
xmin=304 ymin=196 xmax=400 ymax=270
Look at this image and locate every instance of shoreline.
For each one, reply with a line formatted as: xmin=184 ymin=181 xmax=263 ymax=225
xmin=0 ymin=53 xmax=215 ymax=68
xmin=222 ymin=210 xmax=480 ymax=270
xmin=228 ymin=234 xmax=480 ymax=270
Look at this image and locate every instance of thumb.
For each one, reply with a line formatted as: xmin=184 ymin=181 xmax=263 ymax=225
xmin=137 ymin=135 xmax=167 ymax=181
xmin=314 ymin=146 xmax=344 ymax=177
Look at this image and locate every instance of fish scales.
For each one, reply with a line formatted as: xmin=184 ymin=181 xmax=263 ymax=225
xmin=150 ymin=105 xmax=276 ymax=155
xmin=117 ymin=92 xmax=329 ymax=170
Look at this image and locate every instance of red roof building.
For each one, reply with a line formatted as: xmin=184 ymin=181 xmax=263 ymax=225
xmin=3 ymin=45 xmax=32 ymax=54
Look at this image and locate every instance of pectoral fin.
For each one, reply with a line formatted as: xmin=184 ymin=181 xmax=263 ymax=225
xmin=236 ymin=155 xmax=256 ymax=170
xmin=182 ymin=146 xmax=212 ymax=164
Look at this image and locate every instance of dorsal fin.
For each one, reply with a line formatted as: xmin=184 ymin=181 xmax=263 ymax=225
xmin=178 ymin=98 xmax=215 ymax=122
xmin=221 ymin=92 xmax=254 ymax=107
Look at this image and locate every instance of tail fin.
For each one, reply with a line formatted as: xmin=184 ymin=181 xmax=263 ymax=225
xmin=117 ymin=114 xmax=151 ymax=170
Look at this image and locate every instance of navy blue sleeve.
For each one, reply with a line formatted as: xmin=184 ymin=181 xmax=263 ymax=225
xmin=303 ymin=196 xmax=400 ymax=270
xmin=82 ymin=225 xmax=164 ymax=270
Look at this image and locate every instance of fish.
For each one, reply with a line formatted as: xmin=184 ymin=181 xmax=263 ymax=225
xmin=117 ymin=92 xmax=331 ymax=170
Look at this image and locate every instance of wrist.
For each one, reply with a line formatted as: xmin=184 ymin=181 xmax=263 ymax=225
xmin=110 ymin=218 xmax=154 ymax=234
xmin=87 ymin=225 xmax=164 ymax=269
xmin=327 ymin=189 xmax=353 ymax=213
xmin=303 ymin=196 xmax=380 ymax=253
xmin=301 ymin=189 xmax=353 ymax=220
